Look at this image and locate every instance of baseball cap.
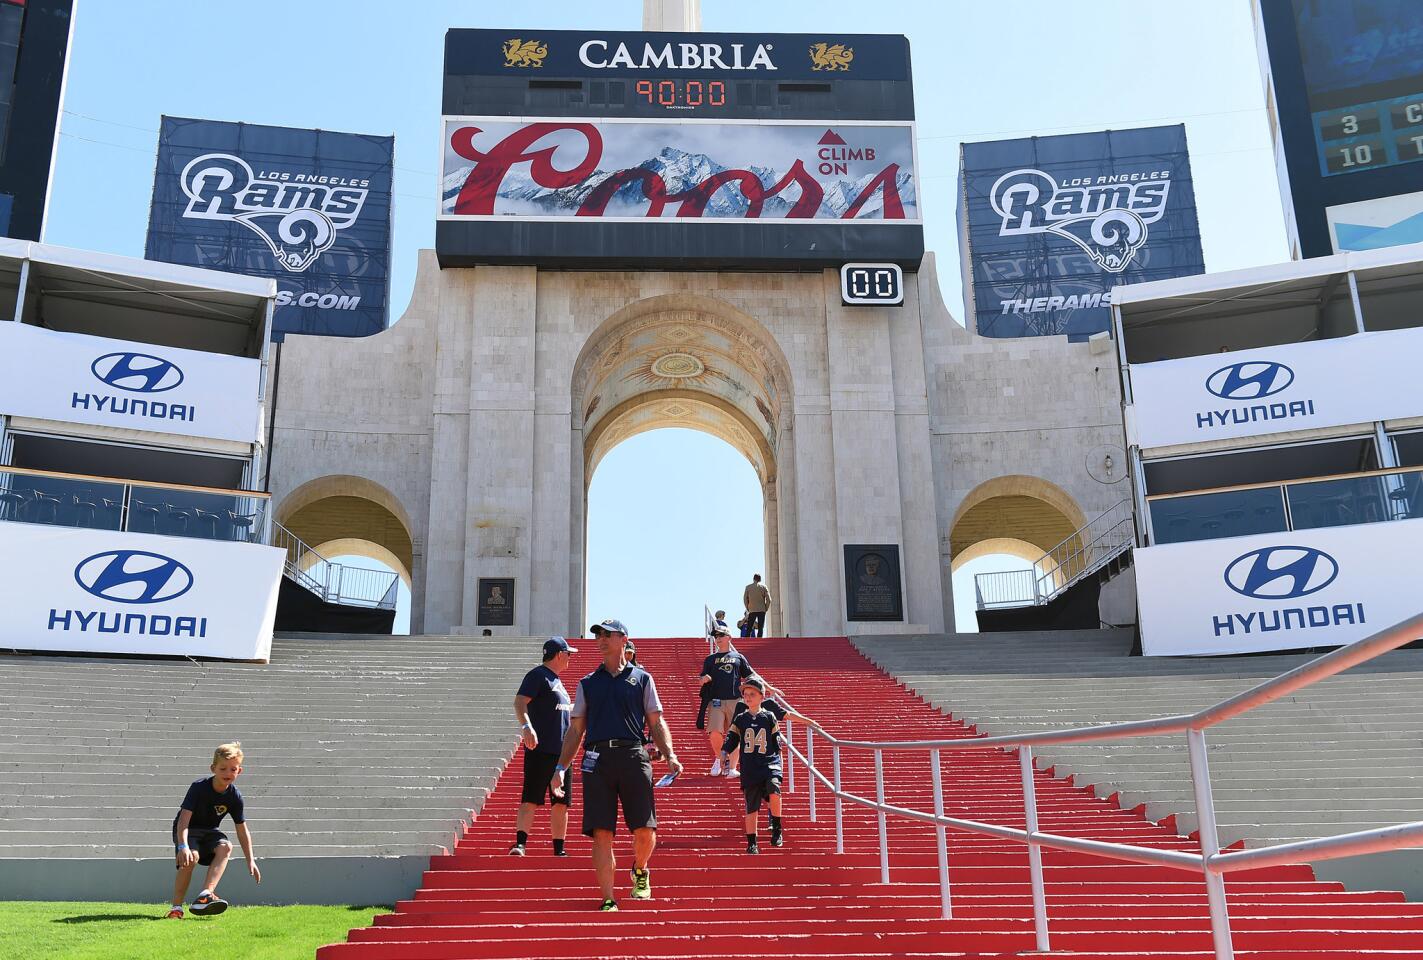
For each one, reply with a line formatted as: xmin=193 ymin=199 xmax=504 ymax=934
xmin=543 ymin=636 xmax=578 ymax=657
xmin=590 ymin=618 xmax=629 ymax=636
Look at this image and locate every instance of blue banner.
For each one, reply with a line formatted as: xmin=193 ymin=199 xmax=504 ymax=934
xmin=145 ymin=116 xmax=393 ymax=340
xmin=959 ymin=125 xmax=1205 ymax=341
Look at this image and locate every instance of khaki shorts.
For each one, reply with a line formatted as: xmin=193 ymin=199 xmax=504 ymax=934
xmin=707 ymin=699 xmax=742 ymax=735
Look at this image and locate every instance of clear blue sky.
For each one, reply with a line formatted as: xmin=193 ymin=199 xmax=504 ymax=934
xmin=44 ymin=1 xmax=1290 ymax=636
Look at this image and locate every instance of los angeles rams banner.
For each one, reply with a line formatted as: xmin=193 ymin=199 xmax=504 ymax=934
xmin=146 ymin=116 xmax=394 ymax=340
xmin=0 ymin=523 xmax=283 ymax=660
xmin=440 ymin=118 xmax=919 ymax=223
xmin=0 ymin=323 xmax=262 ymax=444
xmin=1135 ymin=519 xmax=1423 ymax=656
xmin=1128 ymin=327 xmax=1423 ymax=451
xmin=958 ymin=124 xmax=1205 ymax=341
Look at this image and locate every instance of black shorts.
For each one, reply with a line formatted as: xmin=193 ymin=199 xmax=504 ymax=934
xmin=582 ymin=744 xmax=656 ymax=836
xmin=743 ymin=776 xmax=782 ymax=814
xmin=172 ymin=823 xmax=230 ymax=867
xmin=521 ymin=748 xmax=571 ymax=807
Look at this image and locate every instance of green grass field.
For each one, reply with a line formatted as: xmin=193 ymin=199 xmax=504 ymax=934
xmin=0 ymin=901 xmax=389 ymax=960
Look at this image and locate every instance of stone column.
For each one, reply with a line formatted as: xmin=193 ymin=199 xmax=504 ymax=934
xmin=642 ymin=0 xmax=700 ymax=31
xmin=823 ymin=270 xmax=909 ymax=632
xmin=458 ymin=266 xmax=538 ymax=633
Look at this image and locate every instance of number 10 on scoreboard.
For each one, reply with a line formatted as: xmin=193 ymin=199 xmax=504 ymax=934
xmin=840 ymin=263 xmax=904 ymax=306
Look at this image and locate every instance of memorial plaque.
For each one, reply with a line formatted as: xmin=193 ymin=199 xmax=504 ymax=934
xmin=477 ymin=578 xmax=515 ymax=626
xmin=844 ymin=545 xmax=904 ymax=622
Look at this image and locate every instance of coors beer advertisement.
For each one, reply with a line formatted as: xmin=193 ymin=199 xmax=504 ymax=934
xmin=439 ymin=118 xmax=919 ymax=223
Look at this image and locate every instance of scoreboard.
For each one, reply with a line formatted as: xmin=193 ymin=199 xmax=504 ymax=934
xmin=437 ymin=29 xmax=922 ymax=270
xmin=1257 ymin=0 xmax=1423 ymax=257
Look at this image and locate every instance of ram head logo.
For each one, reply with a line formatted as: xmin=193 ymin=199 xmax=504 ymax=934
xmin=810 ymin=43 xmax=854 ymax=71
xmin=235 ymin=208 xmax=337 ymax=273
xmin=504 ymin=38 xmax=548 ymax=68
xmin=1047 ymin=209 xmax=1150 ymax=274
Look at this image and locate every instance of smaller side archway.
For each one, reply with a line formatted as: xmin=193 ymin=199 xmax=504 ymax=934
xmin=275 ymin=475 xmax=416 ymax=590
xmin=949 ymin=474 xmax=1089 ymax=564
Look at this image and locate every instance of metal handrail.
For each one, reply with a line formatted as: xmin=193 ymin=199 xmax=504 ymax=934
xmin=781 ymin=610 xmax=1423 ymax=959
xmin=269 ymin=518 xmax=399 ymax=611
xmin=975 ymin=498 xmax=1134 ymax=609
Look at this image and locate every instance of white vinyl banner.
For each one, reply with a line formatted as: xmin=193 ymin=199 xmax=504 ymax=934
xmin=1135 ymin=519 xmax=1423 ymax=656
xmin=0 ymin=523 xmax=283 ymax=660
xmin=1127 ymin=327 xmax=1423 ymax=450
xmin=0 ymin=323 xmax=262 ymax=444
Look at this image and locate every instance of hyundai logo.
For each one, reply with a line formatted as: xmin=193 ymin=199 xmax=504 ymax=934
xmin=1224 ymin=546 xmax=1338 ymax=601
xmin=91 ymin=353 xmax=184 ymax=393
xmin=1205 ymin=361 xmax=1294 ymax=401
xmin=74 ymin=551 xmax=194 ymax=604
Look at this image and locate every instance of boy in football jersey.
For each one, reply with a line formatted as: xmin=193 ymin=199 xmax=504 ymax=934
xmin=719 ymin=677 xmax=816 ymax=853
xmin=168 ymin=742 xmax=260 ymax=918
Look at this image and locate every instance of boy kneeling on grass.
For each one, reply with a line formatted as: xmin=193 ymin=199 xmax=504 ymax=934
xmin=719 ymin=677 xmax=820 ymax=854
xmin=169 ymin=741 xmax=261 ymax=918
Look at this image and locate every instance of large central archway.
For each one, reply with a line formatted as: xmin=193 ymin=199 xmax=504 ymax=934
xmin=570 ymin=293 xmax=796 ymax=635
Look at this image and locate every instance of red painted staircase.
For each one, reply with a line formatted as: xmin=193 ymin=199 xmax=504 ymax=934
xmin=317 ymin=636 xmax=1423 ymax=959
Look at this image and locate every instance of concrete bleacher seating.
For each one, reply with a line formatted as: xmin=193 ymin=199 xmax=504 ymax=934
xmin=853 ymin=629 xmax=1423 ymax=899
xmin=0 ymin=633 xmax=539 ymax=904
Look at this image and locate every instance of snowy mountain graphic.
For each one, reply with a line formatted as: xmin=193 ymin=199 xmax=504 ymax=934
xmin=442 ymin=147 xmax=916 ymax=220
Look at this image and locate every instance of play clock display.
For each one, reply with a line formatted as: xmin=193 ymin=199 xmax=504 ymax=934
xmin=840 ymin=263 xmax=904 ymax=306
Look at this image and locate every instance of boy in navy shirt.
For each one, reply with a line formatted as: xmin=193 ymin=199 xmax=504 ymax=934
xmin=168 ymin=742 xmax=260 ymax=918
xmin=720 ymin=677 xmax=819 ymax=853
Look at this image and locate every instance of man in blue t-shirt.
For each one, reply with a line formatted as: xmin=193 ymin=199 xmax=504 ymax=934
xmin=699 ymin=627 xmax=753 ymax=776
xmin=511 ymin=636 xmax=578 ymax=857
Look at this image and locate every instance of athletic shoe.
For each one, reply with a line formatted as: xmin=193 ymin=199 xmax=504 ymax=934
xmin=725 ymin=766 xmax=740 ymax=778
xmin=631 ymin=867 xmax=652 ymax=900
xmin=770 ymin=826 xmax=784 ymax=847
xmin=710 ymin=758 xmax=722 ymax=776
xmin=600 ymin=898 xmax=619 ymax=912
xmin=747 ymin=839 xmax=760 ymax=854
xmin=166 ymin=908 xmax=184 ymax=919
xmin=508 ymin=843 xmax=526 ymax=856
xmin=189 ymin=893 xmax=227 ymax=916
xmin=552 ymin=847 xmax=568 ymax=857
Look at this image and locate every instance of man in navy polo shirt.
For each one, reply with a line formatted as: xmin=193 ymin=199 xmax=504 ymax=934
xmin=551 ymin=618 xmax=682 ymax=912
xmin=510 ymin=636 xmax=578 ymax=857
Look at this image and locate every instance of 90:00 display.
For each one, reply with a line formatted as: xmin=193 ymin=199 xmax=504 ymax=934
xmin=634 ymin=79 xmax=728 ymax=108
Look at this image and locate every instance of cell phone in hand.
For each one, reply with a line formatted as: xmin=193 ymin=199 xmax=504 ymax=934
xmin=655 ymin=771 xmax=679 ymax=788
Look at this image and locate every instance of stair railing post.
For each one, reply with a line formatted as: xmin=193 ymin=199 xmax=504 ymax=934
xmin=833 ymin=744 xmax=844 ymax=854
xmin=785 ymin=716 xmax=794 ymax=794
xmin=1188 ymin=728 xmax=1235 ymax=960
xmin=875 ymin=748 xmax=889 ymax=884
xmin=930 ymin=747 xmax=952 ymax=919
xmin=806 ymin=726 xmax=816 ymax=822
xmin=1019 ymin=746 xmax=1050 ymax=952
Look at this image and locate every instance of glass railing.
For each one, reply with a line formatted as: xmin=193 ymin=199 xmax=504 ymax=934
xmin=1148 ymin=466 xmax=1423 ymax=546
xmin=0 ymin=466 xmax=268 ymax=544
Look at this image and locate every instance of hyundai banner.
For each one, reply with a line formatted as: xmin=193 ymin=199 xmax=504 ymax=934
xmin=958 ymin=125 xmax=1205 ymax=341
xmin=146 ymin=116 xmax=394 ymax=340
xmin=0 ymin=523 xmax=283 ymax=660
xmin=1135 ymin=519 xmax=1423 ymax=656
xmin=0 ymin=323 xmax=262 ymax=444
xmin=439 ymin=117 xmax=919 ymax=223
xmin=1128 ymin=327 xmax=1423 ymax=450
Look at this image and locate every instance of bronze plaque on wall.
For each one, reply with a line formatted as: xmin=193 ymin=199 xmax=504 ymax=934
xmin=477 ymin=578 xmax=515 ymax=626
xmin=844 ymin=545 xmax=903 ymax=622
